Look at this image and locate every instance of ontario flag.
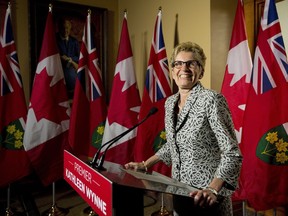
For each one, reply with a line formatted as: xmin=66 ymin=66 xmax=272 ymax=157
xmin=100 ymin=12 xmax=141 ymax=165
xmin=0 ymin=3 xmax=31 ymax=188
xmin=240 ymin=0 xmax=288 ymax=210
xmin=220 ymin=0 xmax=252 ymax=200
xmin=23 ymin=6 xmax=71 ymax=186
xmin=134 ymin=9 xmax=172 ymax=176
xmin=69 ymin=11 xmax=107 ymax=159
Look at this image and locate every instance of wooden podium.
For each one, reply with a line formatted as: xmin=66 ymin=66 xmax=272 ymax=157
xmin=63 ymin=150 xmax=197 ymax=216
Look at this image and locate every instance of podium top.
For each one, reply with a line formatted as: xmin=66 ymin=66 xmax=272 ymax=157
xmin=98 ymin=160 xmax=198 ymax=197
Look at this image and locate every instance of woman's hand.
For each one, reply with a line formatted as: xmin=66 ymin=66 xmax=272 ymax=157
xmin=189 ymin=188 xmax=218 ymax=207
xmin=125 ymin=155 xmax=159 ymax=171
xmin=124 ymin=161 xmax=147 ymax=171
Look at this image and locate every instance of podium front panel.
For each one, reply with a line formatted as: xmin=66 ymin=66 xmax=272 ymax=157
xmin=64 ymin=150 xmax=112 ymax=216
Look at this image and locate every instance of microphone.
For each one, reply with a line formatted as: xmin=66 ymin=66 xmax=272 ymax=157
xmin=90 ymin=107 xmax=158 ymax=170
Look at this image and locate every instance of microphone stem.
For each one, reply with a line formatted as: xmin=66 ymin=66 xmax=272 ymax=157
xmin=90 ymin=119 xmax=138 ymax=167
xmin=95 ymin=114 xmax=151 ymax=170
xmin=90 ymin=107 xmax=158 ymax=169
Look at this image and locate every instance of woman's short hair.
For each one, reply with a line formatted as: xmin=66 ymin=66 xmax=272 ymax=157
xmin=170 ymin=41 xmax=207 ymax=69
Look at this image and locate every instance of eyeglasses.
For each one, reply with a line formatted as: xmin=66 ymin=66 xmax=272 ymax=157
xmin=172 ymin=60 xmax=200 ymax=69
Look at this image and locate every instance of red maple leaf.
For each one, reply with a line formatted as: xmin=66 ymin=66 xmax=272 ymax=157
xmin=30 ymin=67 xmax=69 ymax=124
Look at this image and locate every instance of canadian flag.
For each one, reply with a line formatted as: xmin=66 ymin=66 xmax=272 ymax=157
xmin=220 ymin=0 xmax=252 ymax=201
xmin=23 ymin=7 xmax=71 ymax=186
xmin=100 ymin=12 xmax=141 ymax=165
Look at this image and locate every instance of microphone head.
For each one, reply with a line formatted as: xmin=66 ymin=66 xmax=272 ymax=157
xmin=149 ymin=107 xmax=158 ymax=115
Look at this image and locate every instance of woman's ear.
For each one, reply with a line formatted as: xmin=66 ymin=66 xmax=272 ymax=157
xmin=171 ymin=68 xmax=176 ymax=80
xmin=199 ymin=68 xmax=204 ymax=79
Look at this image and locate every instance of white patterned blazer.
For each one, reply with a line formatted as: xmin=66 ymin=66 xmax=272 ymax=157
xmin=156 ymin=82 xmax=243 ymax=196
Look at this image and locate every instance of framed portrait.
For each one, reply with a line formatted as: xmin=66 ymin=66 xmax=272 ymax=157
xmin=29 ymin=0 xmax=108 ymax=97
xmin=0 ymin=1 xmax=9 ymax=23
xmin=254 ymin=0 xmax=284 ymax=43
xmin=254 ymin=0 xmax=264 ymax=42
xmin=0 ymin=1 xmax=17 ymax=34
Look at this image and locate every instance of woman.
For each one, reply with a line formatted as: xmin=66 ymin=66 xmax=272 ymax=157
xmin=125 ymin=41 xmax=242 ymax=215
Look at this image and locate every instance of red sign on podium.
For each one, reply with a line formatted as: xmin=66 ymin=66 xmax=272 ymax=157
xmin=63 ymin=150 xmax=112 ymax=216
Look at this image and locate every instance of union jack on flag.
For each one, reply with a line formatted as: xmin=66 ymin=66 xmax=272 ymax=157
xmin=251 ymin=0 xmax=288 ymax=95
xmin=0 ymin=4 xmax=22 ymax=96
xmin=77 ymin=15 xmax=103 ymax=101
xmin=146 ymin=10 xmax=171 ymax=102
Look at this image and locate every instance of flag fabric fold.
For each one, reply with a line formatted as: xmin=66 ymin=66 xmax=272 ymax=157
xmin=100 ymin=13 xmax=141 ymax=165
xmin=0 ymin=3 xmax=31 ymax=188
xmin=23 ymin=7 xmax=71 ymax=186
xmin=134 ymin=10 xmax=172 ymax=176
xmin=69 ymin=12 xmax=107 ymax=159
xmin=220 ymin=0 xmax=252 ymax=200
xmin=240 ymin=0 xmax=288 ymax=210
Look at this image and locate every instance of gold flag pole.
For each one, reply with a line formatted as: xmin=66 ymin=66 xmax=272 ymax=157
xmin=151 ymin=8 xmax=171 ymax=215
xmin=82 ymin=8 xmax=98 ymax=216
xmin=5 ymin=6 xmax=15 ymax=216
xmin=151 ymin=193 xmax=172 ymax=216
xmin=151 ymin=7 xmax=171 ymax=214
xmin=5 ymin=184 xmax=14 ymax=216
xmin=41 ymin=4 xmax=69 ymax=216
xmin=42 ymin=182 xmax=69 ymax=216
xmin=83 ymin=207 xmax=98 ymax=216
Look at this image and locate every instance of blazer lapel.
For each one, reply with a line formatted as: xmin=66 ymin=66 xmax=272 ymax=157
xmin=166 ymin=94 xmax=178 ymax=132
xmin=176 ymin=83 xmax=203 ymax=132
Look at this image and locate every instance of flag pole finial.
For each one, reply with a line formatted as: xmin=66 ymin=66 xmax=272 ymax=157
xmin=124 ymin=9 xmax=127 ymax=18
xmin=158 ymin=6 xmax=162 ymax=11
xmin=8 ymin=2 xmax=11 ymax=7
xmin=88 ymin=9 xmax=91 ymax=15
xmin=49 ymin=4 xmax=53 ymax=12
